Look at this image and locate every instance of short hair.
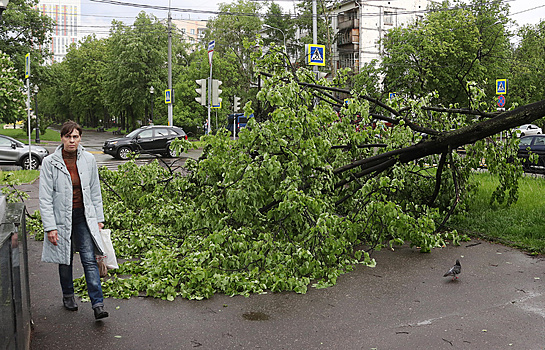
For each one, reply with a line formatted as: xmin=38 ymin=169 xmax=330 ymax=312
xmin=60 ymin=120 xmax=83 ymax=138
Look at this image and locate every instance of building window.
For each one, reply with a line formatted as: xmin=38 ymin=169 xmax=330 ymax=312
xmin=190 ymin=29 xmax=195 ymax=35
xmin=384 ymin=11 xmax=395 ymax=26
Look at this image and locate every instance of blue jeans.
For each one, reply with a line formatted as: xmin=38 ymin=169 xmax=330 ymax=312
xmin=59 ymin=208 xmax=104 ymax=308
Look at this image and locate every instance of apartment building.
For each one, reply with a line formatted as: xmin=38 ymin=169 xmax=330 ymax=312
xmin=171 ymin=19 xmax=207 ymax=49
xmin=37 ymin=0 xmax=80 ymax=62
xmin=330 ymin=0 xmax=429 ymax=74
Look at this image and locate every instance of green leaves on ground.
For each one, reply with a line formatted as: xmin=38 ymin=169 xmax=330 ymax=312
xmin=72 ymin=63 xmax=486 ymax=301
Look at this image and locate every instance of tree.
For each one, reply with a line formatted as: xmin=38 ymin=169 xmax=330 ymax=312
xmin=0 ymin=51 xmax=26 ymax=124
xmin=103 ymin=13 xmax=170 ymax=130
xmin=205 ymin=0 xmax=262 ymax=94
xmin=39 ymin=61 xmax=73 ymax=122
xmin=64 ymin=35 xmax=109 ymax=127
xmin=510 ymin=20 xmax=545 ymax=108
xmin=0 ymin=0 xmax=54 ymax=82
xmin=263 ymin=3 xmax=296 ymax=59
xmin=83 ymin=46 xmax=545 ymax=301
xmin=381 ymin=0 xmax=512 ymax=106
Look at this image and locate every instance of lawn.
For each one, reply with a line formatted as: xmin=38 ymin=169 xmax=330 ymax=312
xmin=0 ymin=170 xmax=40 ymax=184
xmin=449 ymin=172 xmax=545 ymax=254
xmin=0 ymin=125 xmax=60 ymax=142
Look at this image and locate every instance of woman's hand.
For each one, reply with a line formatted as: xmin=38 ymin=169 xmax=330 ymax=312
xmin=98 ymin=222 xmax=104 ymax=230
xmin=47 ymin=230 xmax=59 ymax=246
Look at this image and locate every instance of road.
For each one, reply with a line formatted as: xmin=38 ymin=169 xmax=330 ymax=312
xmin=1 ymin=128 xmax=203 ymax=171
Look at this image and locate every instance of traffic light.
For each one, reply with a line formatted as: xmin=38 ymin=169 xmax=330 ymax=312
xmin=195 ymin=79 xmax=207 ymax=106
xmin=233 ymin=96 xmax=241 ymax=112
xmin=212 ymin=79 xmax=222 ymax=106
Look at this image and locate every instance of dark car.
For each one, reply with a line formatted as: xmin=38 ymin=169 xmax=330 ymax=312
xmin=225 ymin=113 xmax=254 ymax=134
xmin=518 ymin=135 xmax=545 ymax=169
xmin=0 ymin=134 xmax=49 ymax=170
xmin=103 ymin=125 xmax=187 ymax=160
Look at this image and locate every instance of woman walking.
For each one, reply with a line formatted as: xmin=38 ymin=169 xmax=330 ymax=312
xmin=39 ymin=120 xmax=108 ymax=320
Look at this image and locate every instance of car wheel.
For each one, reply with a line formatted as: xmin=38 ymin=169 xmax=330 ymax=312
xmin=164 ymin=144 xmax=177 ymax=158
xmin=21 ymin=155 xmax=39 ymax=170
xmin=117 ymin=146 xmax=132 ymax=160
xmin=521 ymin=133 xmax=525 ymax=137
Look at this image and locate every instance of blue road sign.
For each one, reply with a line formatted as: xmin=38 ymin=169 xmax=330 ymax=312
xmin=389 ymin=92 xmax=396 ymax=99
xmin=496 ymin=79 xmax=507 ymax=95
xmin=307 ymin=44 xmax=325 ymax=66
xmin=165 ymin=89 xmax=172 ymax=104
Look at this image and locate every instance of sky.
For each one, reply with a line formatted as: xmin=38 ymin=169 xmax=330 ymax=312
xmin=78 ymin=0 xmax=545 ymax=39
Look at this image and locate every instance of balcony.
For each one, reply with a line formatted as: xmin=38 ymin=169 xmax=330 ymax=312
xmin=338 ymin=18 xmax=359 ymax=31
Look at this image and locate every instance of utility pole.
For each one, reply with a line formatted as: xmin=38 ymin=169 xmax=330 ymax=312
xmin=312 ymin=0 xmax=318 ymax=76
xmin=167 ymin=0 xmax=173 ymax=126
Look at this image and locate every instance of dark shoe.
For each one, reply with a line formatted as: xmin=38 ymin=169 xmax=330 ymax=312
xmin=93 ymin=306 xmax=109 ymax=320
xmin=63 ymin=296 xmax=78 ymax=311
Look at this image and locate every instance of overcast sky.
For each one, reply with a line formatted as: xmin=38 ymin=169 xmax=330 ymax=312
xmin=79 ymin=0 xmax=544 ymax=39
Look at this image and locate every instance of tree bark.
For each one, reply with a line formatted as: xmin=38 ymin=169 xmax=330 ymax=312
xmin=333 ymin=99 xmax=545 ymax=180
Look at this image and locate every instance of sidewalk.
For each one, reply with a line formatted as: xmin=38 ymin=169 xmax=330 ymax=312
xmin=10 ymin=168 xmax=545 ymax=349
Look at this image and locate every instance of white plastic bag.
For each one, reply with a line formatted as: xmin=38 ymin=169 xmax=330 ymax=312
xmin=100 ymin=229 xmax=119 ymax=269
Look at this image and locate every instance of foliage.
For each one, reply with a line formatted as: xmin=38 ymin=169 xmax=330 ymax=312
xmin=380 ymin=0 xmax=511 ymax=106
xmin=510 ymin=20 xmax=545 ymax=108
xmin=263 ymin=3 xmax=296 ymax=59
xmin=0 ymin=52 xmax=26 ymax=124
xmin=71 ymin=50 xmax=533 ymax=301
xmin=27 ymin=210 xmax=44 ymax=241
xmin=0 ymin=0 xmax=54 ymax=83
xmin=103 ymin=13 xmax=172 ymax=129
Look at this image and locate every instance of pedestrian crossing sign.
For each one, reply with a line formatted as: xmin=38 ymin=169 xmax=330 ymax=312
xmin=496 ymin=79 xmax=508 ymax=95
xmin=306 ymin=44 xmax=326 ymax=66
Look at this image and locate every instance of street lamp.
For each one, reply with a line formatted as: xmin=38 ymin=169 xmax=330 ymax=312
xmin=149 ymin=85 xmax=154 ymax=125
xmin=33 ymin=85 xmax=40 ymax=143
xmin=0 ymin=0 xmax=9 ymax=20
xmin=262 ymin=24 xmax=287 ymax=56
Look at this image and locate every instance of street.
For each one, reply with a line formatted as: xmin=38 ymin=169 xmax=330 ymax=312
xmin=0 ymin=128 xmax=203 ymax=172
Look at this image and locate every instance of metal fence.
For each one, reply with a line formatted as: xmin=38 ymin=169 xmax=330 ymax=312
xmin=0 ymin=198 xmax=31 ymax=350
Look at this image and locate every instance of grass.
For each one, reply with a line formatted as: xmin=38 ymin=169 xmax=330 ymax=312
xmin=0 ymin=125 xmax=61 ymax=142
xmin=449 ymin=172 xmax=545 ymax=254
xmin=0 ymin=170 xmax=40 ymax=184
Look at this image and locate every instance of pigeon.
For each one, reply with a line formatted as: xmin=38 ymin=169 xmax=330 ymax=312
xmin=443 ymin=259 xmax=461 ymax=280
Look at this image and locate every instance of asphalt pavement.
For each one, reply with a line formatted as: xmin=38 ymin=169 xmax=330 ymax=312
xmin=8 ymin=129 xmax=545 ymax=349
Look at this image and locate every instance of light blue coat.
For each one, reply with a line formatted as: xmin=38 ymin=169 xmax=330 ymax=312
xmin=40 ymin=144 xmax=105 ymax=265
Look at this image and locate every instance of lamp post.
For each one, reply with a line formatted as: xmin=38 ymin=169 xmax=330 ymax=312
xmin=263 ymin=24 xmax=287 ymax=56
xmin=33 ymin=85 xmax=40 ymax=143
xmin=149 ymin=86 xmax=154 ymax=125
xmin=0 ymin=0 xmax=9 ymax=20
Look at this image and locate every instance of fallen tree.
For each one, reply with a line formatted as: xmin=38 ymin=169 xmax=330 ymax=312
xmin=81 ymin=53 xmax=544 ymax=301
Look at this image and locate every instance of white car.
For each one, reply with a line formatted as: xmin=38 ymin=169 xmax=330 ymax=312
xmin=514 ymin=124 xmax=542 ymax=137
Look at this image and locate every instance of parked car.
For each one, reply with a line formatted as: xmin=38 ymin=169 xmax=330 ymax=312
xmin=513 ymin=124 xmax=542 ymax=137
xmin=0 ymin=134 xmax=49 ymax=170
xmin=103 ymin=125 xmax=188 ymax=160
xmin=518 ymin=135 xmax=545 ymax=169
